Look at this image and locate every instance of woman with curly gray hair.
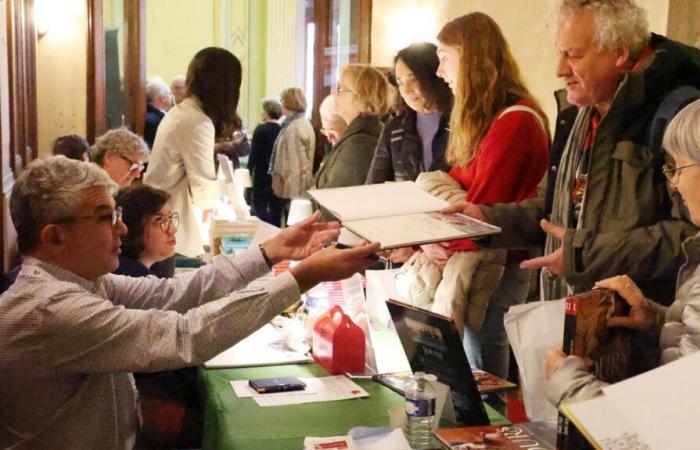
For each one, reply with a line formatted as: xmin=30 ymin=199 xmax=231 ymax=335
xmin=91 ymin=127 xmax=149 ymax=187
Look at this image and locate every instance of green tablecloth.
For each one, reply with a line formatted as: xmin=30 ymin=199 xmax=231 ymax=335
xmin=200 ymin=364 xmax=509 ymax=450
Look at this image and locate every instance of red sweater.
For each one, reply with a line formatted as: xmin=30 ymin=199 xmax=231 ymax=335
xmin=447 ymin=99 xmax=550 ymax=252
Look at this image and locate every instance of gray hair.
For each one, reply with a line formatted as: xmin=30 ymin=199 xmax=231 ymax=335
xmin=91 ymin=127 xmax=149 ymax=166
xmin=11 ymin=155 xmax=118 ymax=254
xmin=262 ymin=98 xmax=282 ymax=120
xmin=145 ymin=76 xmax=171 ymax=104
xmin=662 ymin=99 xmax=700 ymax=165
xmin=556 ymin=0 xmax=650 ymax=59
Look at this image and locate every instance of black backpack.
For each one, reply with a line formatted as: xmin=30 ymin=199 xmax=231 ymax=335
xmin=649 ymin=85 xmax=700 ymax=154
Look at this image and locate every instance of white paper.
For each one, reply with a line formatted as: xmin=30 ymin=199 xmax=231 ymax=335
xmin=564 ymin=396 xmax=647 ymax=449
xmin=600 ymin=351 xmax=700 ymax=450
xmin=204 ymin=324 xmax=312 ymax=368
xmin=232 ymin=375 xmax=369 ymax=407
xmin=308 ymin=181 xmax=449 ymax=221
xmin=304 ymin=428 xmax=410 ymax=450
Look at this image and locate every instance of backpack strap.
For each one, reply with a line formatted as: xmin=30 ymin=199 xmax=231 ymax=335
xmin=498 ymin=105 xmax=547 ymax=134
xmin=649 ymin=85 xmax=700 ymax=155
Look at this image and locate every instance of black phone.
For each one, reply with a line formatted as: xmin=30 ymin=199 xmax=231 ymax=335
xmin=248 ymin=376 xmax=306 ymax=394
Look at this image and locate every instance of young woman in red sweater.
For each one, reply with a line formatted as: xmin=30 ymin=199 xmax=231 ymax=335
xmin=429 ymin=12 xmax=550 ymax=408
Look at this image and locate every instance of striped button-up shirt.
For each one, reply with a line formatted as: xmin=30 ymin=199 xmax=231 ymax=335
xmin=0 ymin=247 xmax=299 ymax=450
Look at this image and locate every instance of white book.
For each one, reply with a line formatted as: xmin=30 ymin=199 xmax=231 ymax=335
xmin=561 ymin=351 xmax=700 ymax=450
xmin=308 ymin=181 xmax=501 ymax=249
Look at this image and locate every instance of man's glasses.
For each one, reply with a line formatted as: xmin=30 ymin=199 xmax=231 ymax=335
xmin=119 ymin=155 xmax=146 ymax=173
xmin=662 ymin=162 xmax=698 ymax=182
xmin=59 ymin=206 xmax=123 ymax=226
xmin=153 ymin=212 xmax=180 ymax=231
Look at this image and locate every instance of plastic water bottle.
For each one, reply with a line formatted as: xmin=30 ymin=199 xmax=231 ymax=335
xmin=404 ymin=372 xmax=436 ymax=449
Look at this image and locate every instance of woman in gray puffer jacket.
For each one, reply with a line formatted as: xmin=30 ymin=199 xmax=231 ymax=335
xmin=546 ymin=99 xmax=700 ymax=407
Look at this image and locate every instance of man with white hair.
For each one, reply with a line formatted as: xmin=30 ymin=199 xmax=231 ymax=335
xmin=170 ymin=74 xmax=186 ymax=105
xmin=319 ymin=94 xmax=347 ymax=147
xmin=0 ymin=156 xmax=380 ymax=449
xmin=449 ymin=0 xmax=700 ymax=305
xmin=144 ymin=76 xmax=173 ymax=148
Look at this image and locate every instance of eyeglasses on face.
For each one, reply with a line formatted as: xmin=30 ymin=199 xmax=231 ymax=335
xmin=118 ymin=154 xmax=146 ymax=173
xmin=58 ymin=206 xmax=123 ymax=226
xmin=334 ymin=82 xmax=354 ymax=96
xmin=153 ymin=212 xmax=180 ymax=232
xmin=662 ymin=162 xmax=698 ymax=182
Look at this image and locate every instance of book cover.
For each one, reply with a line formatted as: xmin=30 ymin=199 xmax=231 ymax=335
xmin=556 ymin=289 xmax=631 ymax=450
xmin=435 ymin=422 xmax=556 ymax=449
xmin=374 ymin=370 xmax=516 ymax=396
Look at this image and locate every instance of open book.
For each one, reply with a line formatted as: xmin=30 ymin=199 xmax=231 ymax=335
xmin=560 ymin=350 xmax=700 ymax=450
xmin=307 ymin=181 xmax=501 ymax=249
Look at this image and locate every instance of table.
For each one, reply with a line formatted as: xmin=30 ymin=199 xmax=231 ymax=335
xmin=200 ymin=363 xmax=509 ymax=450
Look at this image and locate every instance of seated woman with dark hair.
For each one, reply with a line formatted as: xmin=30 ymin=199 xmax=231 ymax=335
xmin=52 ymin=134 xmax=91 ymax=161
xmin=114 ymin=185 xmax=201 ymax=449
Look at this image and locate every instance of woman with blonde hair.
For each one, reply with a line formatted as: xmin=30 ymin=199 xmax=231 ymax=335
xmin=314 ymin=64 xmax=390 ymax=219
xmin=270 ymin=87 xmax=316 ymax=224
xmin=427 ymin=12 xmax=550 ymax=403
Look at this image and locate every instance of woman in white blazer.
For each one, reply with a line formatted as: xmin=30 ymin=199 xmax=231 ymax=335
xmin=144 ymin=47 xmax=242 ymax=258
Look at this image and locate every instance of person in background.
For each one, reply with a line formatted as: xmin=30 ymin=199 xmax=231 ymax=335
xmin=366 ymin=42 xmax=452 ymax=185
xmin=145 ymin=47 xmax=240 ymax=259
xmin=52 ymin=134 xmax=90 ymax=161
xmin=269 ymin=87 xmax=316 ymax=225
xmin=0 ymin=155 xmax=380 ymax=450
xmin=114 ymin=185 xmax=201 ymax=450
xmin=170 ymin=75 xmax=186 ymax=105
xmin=314 ymin=64 xmax=390 ymax=220
xmin=213 ymin=128 xmax=250 ymax=170
xmin=427 ymin=12 xmax=550 ymax=406
xmin=249 ymin=99 xmax=283 ymax=226
xmin=546 ymin=98 xmax=700 ymax=407
xmin=318 ymin=94 xmax=348 ymax=148
xmin=91 ymin=127 xmax=149 ymax=188
xmin=144 ymin=76 xmax=173 ymax=149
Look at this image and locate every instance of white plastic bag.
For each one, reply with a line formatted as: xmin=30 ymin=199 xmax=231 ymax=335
xmin=364 ymin=268 xmax=405 ymax=328
xmin=504 ymin=299 xmax=565 ymax=421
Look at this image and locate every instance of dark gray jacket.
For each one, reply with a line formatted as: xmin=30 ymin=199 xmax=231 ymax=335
xmin=365 ymin=109 xmax=449 ymax=184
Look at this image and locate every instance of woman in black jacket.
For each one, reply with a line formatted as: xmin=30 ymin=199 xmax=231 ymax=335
xmin=365 ymin=42 xmax=453 ymax=184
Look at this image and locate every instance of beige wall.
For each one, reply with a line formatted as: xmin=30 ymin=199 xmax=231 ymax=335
xmin=146 ymin=0 xmax=217 ymax=84
xmin=35 ymin=0 xmax=87 ymax=155
xmin=372 ymin=0 xmax=670 ymax=127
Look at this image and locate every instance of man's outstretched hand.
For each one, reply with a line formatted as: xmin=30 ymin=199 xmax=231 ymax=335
xmin=290 ymin=241 xmax=382 ymax=292
xmin=263 ymin=211 xmax=340 ymax=264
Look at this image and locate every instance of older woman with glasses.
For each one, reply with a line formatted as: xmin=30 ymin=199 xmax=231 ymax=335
xmin=314 ymin=64 xmax=390 ymax=220
xmin=91 ymin=127 xmax=149 ymax=188
xmin=546 ymin=98 xmax=700 ymax=406
xmin=113 ymin=185 xmax=200 ymax=449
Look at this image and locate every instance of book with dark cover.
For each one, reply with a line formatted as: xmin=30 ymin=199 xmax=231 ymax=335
xmin=374 ymin=370 xmax=516 ymax=396
xmin=556 ymin=289 xmax=631 ymax=450
xmin=435 ymin=422 xmax=557 ymax=449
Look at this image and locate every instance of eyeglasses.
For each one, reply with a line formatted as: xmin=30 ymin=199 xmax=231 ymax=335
xmin=119 ymin=155 xmax=146 ymax=172
xmin=662 ymin=162 xmax=698 ymax=182
xmin=153 ymin=212 xmax=180 ymax=231
xmin=334 ymin=82 xmax=354 ymax=96
xmin=59 ymin=206 xmax=123 ymax=226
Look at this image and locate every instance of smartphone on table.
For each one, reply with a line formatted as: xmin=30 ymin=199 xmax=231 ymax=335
xmin=248 ymin=376 xmax=306 ymax=394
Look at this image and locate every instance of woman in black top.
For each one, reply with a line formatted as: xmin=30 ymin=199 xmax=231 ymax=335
xmin=248 ymin=99 xmax=283 ymax=226
xmin=365 ymin=42 xmax=453 ymax=184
